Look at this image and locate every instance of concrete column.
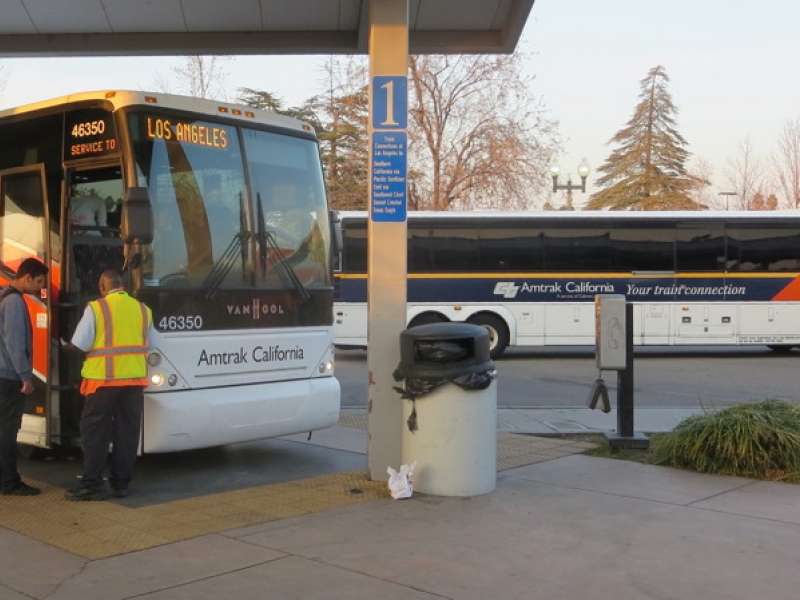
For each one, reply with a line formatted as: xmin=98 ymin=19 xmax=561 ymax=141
xmin=366 ymin=0 xmax=408 ymax=481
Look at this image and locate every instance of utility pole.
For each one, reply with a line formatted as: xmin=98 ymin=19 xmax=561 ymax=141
xmin=718 ymin=191 xmax=736 ymax=211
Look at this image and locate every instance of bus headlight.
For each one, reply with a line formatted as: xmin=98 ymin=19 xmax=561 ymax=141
xmin=149 ymin=371 xmax=180 ymax=388
xmin=318 ymin=359 xmax=334 ymax=374
xmin=147 ymin=352 xmax=162 ymax=367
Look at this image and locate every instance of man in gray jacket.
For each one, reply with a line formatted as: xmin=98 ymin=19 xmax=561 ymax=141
xmin=0 ymin=258 xmax=48 ymax=496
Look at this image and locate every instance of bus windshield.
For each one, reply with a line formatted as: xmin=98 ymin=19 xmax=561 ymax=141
xmin=127 ymin=111 xmax=331 ymax=293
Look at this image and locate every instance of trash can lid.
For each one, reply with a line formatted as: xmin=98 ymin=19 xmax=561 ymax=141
xmin=400 ymin=322 xmax=489 ymax=342
xmin=397 ymin=322 xmax=493 ymax=378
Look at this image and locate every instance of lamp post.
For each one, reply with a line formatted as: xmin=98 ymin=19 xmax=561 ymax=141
xmin=718 ymin=191 xmax=736 ymax=211
xmin=550 ymin=158 xmax=591 ymax=209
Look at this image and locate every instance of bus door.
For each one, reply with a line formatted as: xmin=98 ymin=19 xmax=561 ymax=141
xmin=65 ymin=165 xmax=125 ymax=297
xmin=59 ymin=165 xmax=126 ymax=443
xmin=0 ymin=165 xmax=54 ymax=449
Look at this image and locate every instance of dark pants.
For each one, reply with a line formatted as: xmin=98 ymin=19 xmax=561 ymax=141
xmin=79 ymin=385 xmax=144 ymax=491
xmin=0 ymin=378 xmax=25 ymax=491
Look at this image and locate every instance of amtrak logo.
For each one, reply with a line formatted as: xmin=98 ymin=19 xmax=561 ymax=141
xmin=494 ymin=282 xmax=520 ymax=299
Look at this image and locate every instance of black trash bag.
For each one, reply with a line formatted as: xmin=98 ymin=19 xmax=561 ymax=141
xmin=393 ymin=369 xmax=496 ymax=401
xmin=451 ymin=370 xmax=496 ymax=391
xmin=392 ymin=375 xmax=450 ymax=400
xmin=414 ymin=339 xmax=471 ymax=364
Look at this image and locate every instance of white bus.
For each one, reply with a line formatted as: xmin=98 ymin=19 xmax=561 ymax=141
xmin=0 ymin=91 xmax=339 ymax=453
xmin=334 ymin=210 xmax=800 ymax=358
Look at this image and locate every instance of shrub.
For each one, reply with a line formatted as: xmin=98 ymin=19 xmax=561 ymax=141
xmin=649 ymin=399 xmax=800 ymax=482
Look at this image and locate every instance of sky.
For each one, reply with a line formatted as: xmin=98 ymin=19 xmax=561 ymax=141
xmin=0 ymin=0 xmax=797 ymax=209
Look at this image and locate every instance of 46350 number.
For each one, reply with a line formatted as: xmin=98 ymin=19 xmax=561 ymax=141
xmin=71 ymin=120 xmax=106 ymax=137
xmin=158 ymin=315 xmax=203 ymax=331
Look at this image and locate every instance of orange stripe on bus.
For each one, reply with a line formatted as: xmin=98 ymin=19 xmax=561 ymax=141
xmin=772 ymin=275 xmax=800 ymax=301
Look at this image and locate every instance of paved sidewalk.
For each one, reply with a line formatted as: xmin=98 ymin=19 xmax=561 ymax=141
xmin=2 ymin=408 xmax=799 ymax=600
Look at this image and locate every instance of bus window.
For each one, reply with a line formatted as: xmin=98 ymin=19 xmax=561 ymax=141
xmin=244 ymin=130 xmax=331 ymax=289
xmin=728 ymin=227 xmax=800 ymax=272
xmin=543 ymin=227 xmax=610 ymax=271
xmin=610 ymin=226 xmax=675 ymax=272
xmin=409 ymin=227 xmax=480 ymax=273
xmin=0 ymin=169 xmax=47 ymax=268
xmin=479 ymin=228 xmax=544 ymax=272
xmin=676 ymin=226 xmax=725 ymax=271
xmin=129 ymin=113 xmax=245 ymax=286
xmin=342 ymin=221 xmax=367 ymax=273
xmin=69 ymin=166 xmax=124 ymax=233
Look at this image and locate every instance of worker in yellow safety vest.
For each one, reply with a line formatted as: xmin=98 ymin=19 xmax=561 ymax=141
xmin=65 ymin=270 xmax=154 ymax=501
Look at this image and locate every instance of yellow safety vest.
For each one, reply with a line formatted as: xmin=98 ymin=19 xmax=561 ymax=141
xmin=82 ymin=291 xmax=152 ymax=381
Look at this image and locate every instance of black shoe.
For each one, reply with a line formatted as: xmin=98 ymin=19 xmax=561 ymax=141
xmin=1 ymin=481 xmax=41 ymax=496
xmin=65 ymin=486 xmax=109 ymax=502
xmin=110 ymin=487 xmax=129 ymax=498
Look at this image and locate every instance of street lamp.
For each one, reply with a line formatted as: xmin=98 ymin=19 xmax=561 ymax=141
xmin=550 ymin=158 xmax=590 ymax=209
xmin=718 ymin=191 xmax=736 ymax=211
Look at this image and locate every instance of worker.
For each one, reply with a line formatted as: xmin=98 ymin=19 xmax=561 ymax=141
xmin=65 ymin=270 xmax=154 ymax=501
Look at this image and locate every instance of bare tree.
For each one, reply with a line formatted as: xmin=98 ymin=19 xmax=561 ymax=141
xmin=232 ymin=53 xmax=559 ymax=212
xmin=408 ymin=54 xmax=558 ymax=211
xmin=686 ymin=157 xmax=715 ymax=209
xmin=750 ymin=192 xmax=779 ymax=210
xmin=725 ymin=137 xmax=765 ymax=210
xmin=772 ymin=118 xmax=800 ymax=209
xmin=154 ymin=56 xmax=232 ymax=100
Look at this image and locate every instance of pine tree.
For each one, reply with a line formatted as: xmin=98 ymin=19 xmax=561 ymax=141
xmin=310 ymin=58 xmax=369 ymax=211
xmin=237 ymin=74 xmax=368 ymax=211
xmin=587 ymin=65 xmax=699 ymax=210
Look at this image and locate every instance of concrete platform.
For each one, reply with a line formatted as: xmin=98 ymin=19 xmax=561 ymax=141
xmin=2 ymin=408 xmax=799 ymax=600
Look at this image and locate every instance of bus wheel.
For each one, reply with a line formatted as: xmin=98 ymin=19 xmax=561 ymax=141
xmin=468 ymin=314 xmax=509 ymax=359
xmin=408 ymin=313 xmax=447 ymax=328
xmin=17 ymin=444 xmax=45 ymax=459
xmin=767 ymin=345 xmax=794 ymax=354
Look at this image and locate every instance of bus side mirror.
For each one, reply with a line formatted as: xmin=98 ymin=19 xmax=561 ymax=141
xmin=121 ymin=187 xmax=153 ymax=245
xmin=330 ymin=210 xmax=342 ymax=252
xmin=330 ymin=210 xmax=343 ymax=271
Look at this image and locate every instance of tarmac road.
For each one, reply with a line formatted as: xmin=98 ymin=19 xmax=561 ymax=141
xmin=336 ymin=345 xmax=800 ymax=409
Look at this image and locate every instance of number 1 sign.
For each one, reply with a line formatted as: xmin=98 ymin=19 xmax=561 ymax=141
xmin=372 ymin=76 xmax=407 ymax=130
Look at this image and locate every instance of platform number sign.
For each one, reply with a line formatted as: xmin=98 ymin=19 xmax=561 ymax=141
xmin=371 ymin=76 xmax=408 ymax=222
xmin=372 ymin=76 xmax=407 ymax=130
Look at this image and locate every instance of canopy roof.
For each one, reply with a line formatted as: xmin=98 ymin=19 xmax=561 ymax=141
xmin=0 ymin=0 xmax=535 ymax=57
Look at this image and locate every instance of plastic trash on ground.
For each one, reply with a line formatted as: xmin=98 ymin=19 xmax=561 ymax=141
xmin=387 ymin=462 xmax=417 ymax=500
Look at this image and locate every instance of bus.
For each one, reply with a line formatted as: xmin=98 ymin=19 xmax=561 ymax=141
xmin=0 ymin=90 xmax=339 ymax=454
xmin=333 ymin=210 xmax=800 ymax=358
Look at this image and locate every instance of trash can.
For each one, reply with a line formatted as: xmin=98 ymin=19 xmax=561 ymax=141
xmin=393 ymin=322 xmax=497 ymax=496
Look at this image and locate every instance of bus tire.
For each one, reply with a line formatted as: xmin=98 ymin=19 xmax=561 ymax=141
xmin=408 ymin=313 xmax=447 ymax=328
xmin=17 ymin=444 xmax=45 ymax=459
xmin=767 ymin=344 xmax=794 ymax=354
xmin=468 ymin=314 xmax=509 ymax=359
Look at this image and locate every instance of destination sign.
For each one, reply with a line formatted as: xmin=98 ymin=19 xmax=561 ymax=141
xmin=64 ymin=108 xmax=119 ymax=160
xmin=145 ymin=117 xmax=230 ymax=149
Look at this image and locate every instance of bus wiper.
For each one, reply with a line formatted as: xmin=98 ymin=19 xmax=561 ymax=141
xmin=199 ymin=230 xmax=251 ymax=300
xmin=256 ymin=193 xmax=310 ymax=302
xmin=200 ymin=193 xmax=252 ymax=300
